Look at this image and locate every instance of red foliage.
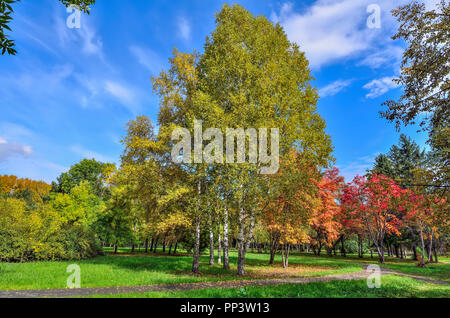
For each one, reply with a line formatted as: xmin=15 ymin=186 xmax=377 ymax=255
xmin=341 ymin=174 xmax=410 ymax=262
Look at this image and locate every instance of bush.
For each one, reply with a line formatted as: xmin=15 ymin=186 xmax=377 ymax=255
xmin=0 ymin=194 xmax=103 ymax=262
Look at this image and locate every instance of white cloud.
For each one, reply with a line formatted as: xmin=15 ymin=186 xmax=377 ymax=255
xmin=0 ymin=123 xmax=34 ymax=140
xmin=0 ymin=138 xmax=33 ymax=162
xmin=105 ymin=81 xmax=134 ymax=103
xmin=0 ymin=123 xmax=69 ymax=182
xmin=177 ymin=16 xmax=191 ymax=41
xmin=271 ymin=0 xmax=413 ymax=69
xmin=54 ymin=14 xmax=105 ymax=61
xmin=363 ymin=76 xmax=400 ymax=98
xmin=104 ymin=81 xmax=141 ymax=113
xmin=319 ymin=79 xmax=353 ymax=97
xmin=358 ymin=45 xmax=404 ymax=69
xmin=9 ymin=64 xmax=74 ymax=95
xmin=79 ymin=24 xmax=104 ymax=57
xmin=129 ymin=45 xmax=165 ymax=75
xmin=423 ymin=0 xmax=444 ymax=10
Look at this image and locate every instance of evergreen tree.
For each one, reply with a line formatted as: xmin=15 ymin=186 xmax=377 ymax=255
xmin=373 ymin=154 xmax=395 ymax=178
xmin=373 ymin=134 xmax=426 ymax=187
xmin=388 ymin=134 xmax=426 ymax=186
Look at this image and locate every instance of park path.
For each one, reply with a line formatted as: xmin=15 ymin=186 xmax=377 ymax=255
xmin=0 ymin=265 xmax=447 ymax=298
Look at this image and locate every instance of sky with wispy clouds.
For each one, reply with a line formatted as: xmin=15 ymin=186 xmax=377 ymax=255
xmin=0 ymin=0 xmax=438 ymax=182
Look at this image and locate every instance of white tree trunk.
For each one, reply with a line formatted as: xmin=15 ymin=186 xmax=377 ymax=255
xmin=217 ymin=222 xmax=222 ymax=265
xmin=223 ymin=204 xmax=230 ymax=270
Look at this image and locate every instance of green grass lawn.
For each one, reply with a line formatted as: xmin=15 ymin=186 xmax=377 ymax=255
xmin=87 ymin=275 xmax=450 ymax=298
xmin=0 ymin=248 xmax=448 ymax=294
xmin=0 ymin=249 xmax=360 ymax=290
xmin=373 ymin=258 xmax=450 ymax=283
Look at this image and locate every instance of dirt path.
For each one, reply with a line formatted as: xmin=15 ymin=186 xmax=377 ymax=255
xmin=0 ymin=266 xmax=447 ymax=298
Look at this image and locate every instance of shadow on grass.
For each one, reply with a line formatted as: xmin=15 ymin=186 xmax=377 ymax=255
xmin=81 ymin=249 xmax=362 ymax=280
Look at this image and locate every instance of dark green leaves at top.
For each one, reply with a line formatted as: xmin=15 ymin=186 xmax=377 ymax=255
xmin=0 ymin=0 xmax=20 ymax=55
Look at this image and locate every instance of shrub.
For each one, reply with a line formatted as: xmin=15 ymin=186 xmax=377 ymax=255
xmin=0 ymin=188 xmax=103 ymax=262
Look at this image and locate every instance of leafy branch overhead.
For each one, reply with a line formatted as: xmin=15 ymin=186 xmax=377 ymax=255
xmin=0 ymin=0 xmax=19 ymax=55
xmin=380 ymin=1 xmax=449 ymax=146
xmin=380 ymin=0 xmax=449 ymax=187
xmin=59 ymin=0 xmax=95 ymax=13
xmin=0 ymin=0 xmax=95 ymax=55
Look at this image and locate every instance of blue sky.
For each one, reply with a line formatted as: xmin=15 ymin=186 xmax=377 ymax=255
xmin=0 ymin=0 xmax=437 ymax=183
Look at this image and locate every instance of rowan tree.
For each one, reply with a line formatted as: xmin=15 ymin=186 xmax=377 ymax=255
xmin=342 ymin=174 xmax=408 ymax=263
xmin=309 ymin=168 xmax=343 ymax=256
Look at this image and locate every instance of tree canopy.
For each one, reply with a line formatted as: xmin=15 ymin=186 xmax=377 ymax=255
xmin=380 ymin=1 xmax=449 ymax=179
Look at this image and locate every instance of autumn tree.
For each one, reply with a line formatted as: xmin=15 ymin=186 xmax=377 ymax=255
xmin=371 ymin=134 xmax=449 ymax=260
xmin=152 ymin=46 xmax=212 ymax=273
xmin=150 ymin=4 xmax=333 ymax=276
xmin=118 ymin=115 xmax=193 ymax=256
xmin=309 ymin=168 xmax=343 ymax=256
xmin=342 ymin=175 xmax=408 ymax=263
xmin=0 ymin=175 xmax=51 ymax=209
xmin=196 ymin=4 xmax=333 ymax=276
xmin=404 ymin=167 xmax=449 ymax=265
xmin=0 ymin=179 xmax=103 ymax=262
xmin=154 ymin=212 xmax=191 ymax=255
xmin=0 ymin=175 xmax=51 ymax=197
xmin=263 ymin=151 xmax=320 ymax=267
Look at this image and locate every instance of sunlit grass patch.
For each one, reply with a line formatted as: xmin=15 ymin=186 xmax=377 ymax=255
xmin=87 ymin=275 xmax=450 ymax=298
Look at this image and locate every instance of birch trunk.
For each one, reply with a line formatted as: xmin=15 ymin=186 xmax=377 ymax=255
xmin=237 ymin=209 xmax=255 ymax=276
xmin=282 ymin=244 xmax=290 ymax=268
xmin=192 ymin=180 xmax=202 ymax=274
xmin=222 ymin=205 xmax=230 ymax=270
xmin=419 ymin=227 xmax=426 ymax=267
xmin=192 ymin=216 xmax=201 ymax=273
xmin=217 ymin=222 xmax=222 ymax=265
xmin=209 ymin=222 xmax=215 ymax=265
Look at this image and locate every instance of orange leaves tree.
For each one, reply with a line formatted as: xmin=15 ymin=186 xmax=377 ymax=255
xmin=342 ymin=174 xmax=408 ymax=263
xmin=309 ymin=168 xmax=344 ymax=256
xmin=262 ymin=151 xmax=320 ymax=268
xmin=403 ymin=191 xmax=447 ymax=266
xmin=0 ymin=175 xmax=51 ymax=198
